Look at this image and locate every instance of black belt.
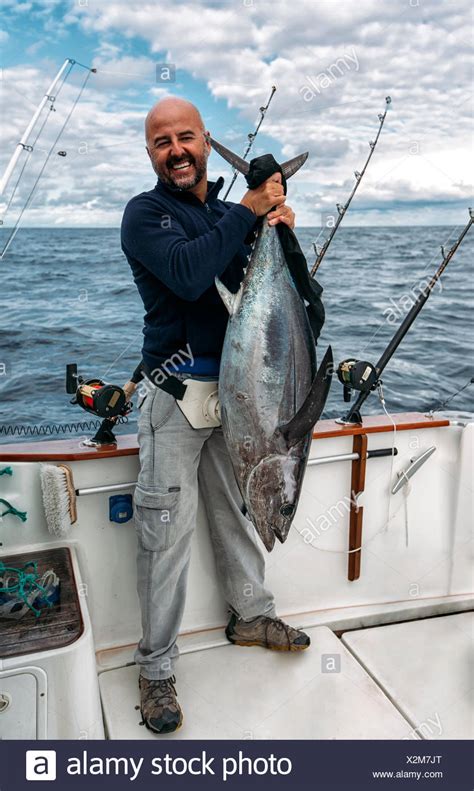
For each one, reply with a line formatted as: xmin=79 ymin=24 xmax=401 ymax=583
xmin=142 ymin=361 xmax=188 ymax=400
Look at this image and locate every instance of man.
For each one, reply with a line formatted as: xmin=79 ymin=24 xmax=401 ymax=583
xmin=121 ymin=97 xmax=310 ymax=736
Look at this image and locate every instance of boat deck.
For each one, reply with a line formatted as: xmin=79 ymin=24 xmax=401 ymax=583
xmin=98 ymin=613 xmax=473 ymax=740
xmin=342 ymin=612 xmax=473 ymax=739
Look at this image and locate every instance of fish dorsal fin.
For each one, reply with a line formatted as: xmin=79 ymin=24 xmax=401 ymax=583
xmin=277 ymin=346 xmax=333 ymax=446
xmin=215 ymin=276 xmax=244 ymax=316
xmin=280 ymin=152 xmax=309 ymax=179
xmin=209 ymin=137 xmax=250 ymax=175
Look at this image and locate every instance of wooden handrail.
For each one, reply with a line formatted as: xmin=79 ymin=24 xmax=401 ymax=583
xmin=0 ymin=412 xmax=450 ymax=462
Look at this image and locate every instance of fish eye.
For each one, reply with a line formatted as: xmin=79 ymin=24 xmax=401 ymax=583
xmin=280 ymin=503 xmax=295 ymax=518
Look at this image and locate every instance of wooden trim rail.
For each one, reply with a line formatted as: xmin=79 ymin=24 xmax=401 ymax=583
xmin=0 ymin=412 xmax=450 ymax=462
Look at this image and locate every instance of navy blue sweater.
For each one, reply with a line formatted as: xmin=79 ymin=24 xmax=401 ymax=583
xmin=121 ymin=176 xmax=257 ymax=376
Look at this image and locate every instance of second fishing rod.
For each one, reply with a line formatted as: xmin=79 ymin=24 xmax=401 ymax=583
xmin=335 ymin=210 xmax=473 ymax=424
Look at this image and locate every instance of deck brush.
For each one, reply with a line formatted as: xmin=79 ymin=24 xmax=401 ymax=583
xmin=40 ymin=463 xmax=77 ymax=536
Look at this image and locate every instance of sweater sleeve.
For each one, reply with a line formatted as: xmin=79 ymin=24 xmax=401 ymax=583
xmin=121 ymin=195 xmax=256 ymax=301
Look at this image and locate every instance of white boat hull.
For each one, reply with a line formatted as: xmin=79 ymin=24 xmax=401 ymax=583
xmin=0 ymin=412 xmax=472 ymax=739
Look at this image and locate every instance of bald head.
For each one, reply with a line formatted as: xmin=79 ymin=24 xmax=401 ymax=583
xmin=145 ymin=97 xmax=205 ymax=147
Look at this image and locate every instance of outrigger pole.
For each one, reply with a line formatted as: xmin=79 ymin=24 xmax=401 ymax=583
xmin=310 ymin=96 xmax=391 ymax=277
xmin=0 ymin=59 xmax=89 ymax=197
xmin=0 ymin=58 xmax=96 ymax=257
xmin=0 ymin=59 xmax=72 ymax=196
xmin=223 ymin=85 xmax=277 ymax=200
xmin=338 ymin=209 xmax=473 ymax=424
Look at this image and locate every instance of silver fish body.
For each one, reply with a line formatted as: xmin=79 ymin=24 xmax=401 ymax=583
xmin=217 ymin=218 xmax=329 ymax=551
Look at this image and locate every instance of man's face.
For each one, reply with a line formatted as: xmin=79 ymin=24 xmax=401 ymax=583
xmin=146 ymin=105 xmax=210 ymax=191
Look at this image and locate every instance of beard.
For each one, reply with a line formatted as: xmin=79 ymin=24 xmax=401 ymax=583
xmin=153 ymin=145 xmax=209 ymax=191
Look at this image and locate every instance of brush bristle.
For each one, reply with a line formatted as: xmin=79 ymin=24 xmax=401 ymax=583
xmin=40 ymin=464 xmax=76 ymax=537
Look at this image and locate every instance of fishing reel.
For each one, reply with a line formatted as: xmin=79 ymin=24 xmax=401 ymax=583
xmin=66 ymin=363 xmax=132 ymax=445
xmin=66 ymin=364 xmax=131 ymax=418
xmin=337 ymin=359 xmax=378 ymax=403
xmin=75 ymin=379 xmax=128 ymax=417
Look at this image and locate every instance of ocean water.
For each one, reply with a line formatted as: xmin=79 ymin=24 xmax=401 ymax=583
xmin=0 ymin=225 xmax=472 ymax=443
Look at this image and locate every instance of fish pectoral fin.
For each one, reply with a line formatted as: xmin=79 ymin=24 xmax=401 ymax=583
xmin=277 ymin=345 xmax=333 ymax=446
xmin=215 ymin=277 xmax=243 ymax=316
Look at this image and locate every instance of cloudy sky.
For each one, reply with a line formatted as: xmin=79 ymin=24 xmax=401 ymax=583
xmin=0 ymin=0 xmax=472 ymax=227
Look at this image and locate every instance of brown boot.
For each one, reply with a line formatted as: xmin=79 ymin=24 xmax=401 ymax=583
xmin=225 ymin=613 xmax=310 ymax=651
xmin=139 ymin=674 xmax=183 ymax=734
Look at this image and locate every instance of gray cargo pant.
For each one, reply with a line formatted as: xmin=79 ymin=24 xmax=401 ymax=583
xmin=133 ymin=376 xmax=276 ymax=680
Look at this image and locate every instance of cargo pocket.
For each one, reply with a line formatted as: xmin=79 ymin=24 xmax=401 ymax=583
xmin=136 ymin=393 xmax=148 ymax=410
xmin=150 ymin=387 xmax=176 ymax=431
xmin=133 ymin=485 xmax=179 ymax=552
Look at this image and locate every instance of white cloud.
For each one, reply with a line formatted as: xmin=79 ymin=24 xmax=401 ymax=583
xmin=61 ymin=0 xmax=473 ymax=224
xmin=91 ymin=52 xmax=158 ymax=90
xmin=148 ymin=86 xmax=174 ymax=98
xmin=0 ymin=63 xmax=153 ymax=227
xmin=1 ymin=1 xmax=472 ymax=226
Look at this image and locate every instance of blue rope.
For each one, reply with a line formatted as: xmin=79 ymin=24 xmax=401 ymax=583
xmin=0 ymin=560 xmax=52 ymax=617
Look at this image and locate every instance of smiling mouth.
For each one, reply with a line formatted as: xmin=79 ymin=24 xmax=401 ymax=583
xmin=170 ymin=160 xmax=193 ymax=172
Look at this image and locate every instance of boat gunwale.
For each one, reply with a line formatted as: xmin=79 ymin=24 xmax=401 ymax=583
xmin=0 ymin=412 xmax=451 ymax=462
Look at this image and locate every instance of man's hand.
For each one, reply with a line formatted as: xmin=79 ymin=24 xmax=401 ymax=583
xmin=267 ymin=203 xmax=295 ymax=229
xmin=240 ymin=172 xmax=286 ymax=217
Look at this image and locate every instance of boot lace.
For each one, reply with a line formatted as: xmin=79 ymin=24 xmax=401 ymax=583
xmin=144 ymin=675 xmax=177 ymax=707
xmin=264 ymin=617 xmax=292 ymax=648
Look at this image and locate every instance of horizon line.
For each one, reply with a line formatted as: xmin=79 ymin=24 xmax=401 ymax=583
xmin=2 ymin=223 xmax=465 ymax=230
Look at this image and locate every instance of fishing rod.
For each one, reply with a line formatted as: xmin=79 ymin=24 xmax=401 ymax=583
xmin=336 ymin=209 xmax=473 ymax=424
xmin=0 ymin=58 xmax=96 ymax=257
xmin=310 ymin=95 xmax=391 ymax=277
xmin=1 ymin=59 xmax=72 ymax=197
xmin=223 ymin=85 xmax=277 ymax=200
xmin=427 ymin=376 xmax=474 ymax=416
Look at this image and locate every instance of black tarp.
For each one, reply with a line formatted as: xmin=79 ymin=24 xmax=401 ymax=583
xmin=245 ymin=153 xmax=325 ymax=345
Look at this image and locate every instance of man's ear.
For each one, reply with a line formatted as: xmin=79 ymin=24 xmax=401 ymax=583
xmin=204 ymin=131 xmax=211 ymax=151
xmin=145 ymin=146 xmax=151 ymax=160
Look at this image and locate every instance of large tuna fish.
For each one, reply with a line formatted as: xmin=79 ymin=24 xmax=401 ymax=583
xmin=211 ymin=138 xmax=333 ymax=552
